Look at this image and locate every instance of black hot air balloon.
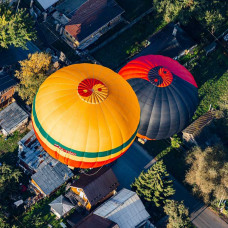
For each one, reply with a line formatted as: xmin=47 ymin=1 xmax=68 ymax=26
xmin=119 ymin=55 xmax=198 ymax=140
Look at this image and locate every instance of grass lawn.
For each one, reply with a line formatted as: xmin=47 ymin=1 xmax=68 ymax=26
xmin=0 ymin=130 xmax=29 ymax=165
xmin=180 ymin=47 xmax=228 ymax=119
xmin=116 ymin=0 xmax=153 ymax=21
xmin=93 ymin=13 xmax=166 ymax=70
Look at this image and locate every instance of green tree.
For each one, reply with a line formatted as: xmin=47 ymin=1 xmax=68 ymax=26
xmin=30 ymin=213 xmax=45 ymax=227
xmin=153 ymin=0 xmax=194 ymax=23
xmin=0 ymin=3 xmax=36 ymax=49
xmin=185 ymin=146 xmax=228 ymax=203
xmin=131 ymin=160 xmax=175 ymax=207
xmin=204 ymin=10 xmax=224 ymax=34
xmin=15 ymin=52 xmax=52 ymax=104
xmin=164 ymin=200 xmax=191 ymax=228
xmin=0 ymin=163 xmax=21 ymax=195
xmin=171 ymin=134 xmax=182 ymax=148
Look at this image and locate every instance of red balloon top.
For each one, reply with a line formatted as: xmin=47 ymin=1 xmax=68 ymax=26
xmin=119 ymin=55 xmax=198 ymax=88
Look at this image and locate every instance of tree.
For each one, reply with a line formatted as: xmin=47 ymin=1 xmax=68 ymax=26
xmin=0 ymin=163 xmax=21 ymax=195
xmin=15 ymin=52 xmax=52 ymax=104
xmin=0 ymin=3 xmax=36 ymax=49
xmin=185 ymin=146 xmax=228 ymax=203
xmin=153 ymin=0 xmax=194 ymax=23
xmin=164 ymin=200 xmax=191 ymax=228
xmin=204 ymin=10 xmax=224 ymax=34
xmin=131 ymin=160 xmax=175 ymax=207
xmin=30 ymin=213 xmax=44 ymax=227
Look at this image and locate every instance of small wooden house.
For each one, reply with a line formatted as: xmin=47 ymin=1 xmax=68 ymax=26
xmin=182 ymin=111 xmax=215 ymax=146
xmin=31 ymin=162 xmax=73 ymax=197
xmin=74 ymin=213 xmax=119 ymax=228
xmin=0 ymin=71 xmax=17 ymax=108
xmin=49 ymin=195 xmax=74 ymax=219
xmin=0 ymin=102 xmax=28 ymax=136
xmin=70 ymin=167 xmax=119 ymax=210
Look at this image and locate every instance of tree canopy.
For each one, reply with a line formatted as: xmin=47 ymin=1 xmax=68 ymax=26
xmin=0 ymin=3 xmax=36 ymax=49
xmin=185 ymin=146 xmax=228 ymax=203
xmin=164 ymin=200 xmax=191 ymax=228
xmin=153 ymin=0 xmax=227 ymax=34
xmin=15 ymin=52 xmax=52 ymax=105
xmin=131 ymin=160 xmax=175 ymax=207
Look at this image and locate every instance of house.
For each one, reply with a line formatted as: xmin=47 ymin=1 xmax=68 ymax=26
xmin=0 ymin=42 xmax=40 ymax=67
xmin=94 ymin=188 xmax=152 ymax=228
xmin=0 ymin=70 xmax=17 ymax=108
xmin=74 ymin=213 xmax=119 ymax=228
xmin=182 ymin=111 xmax=219 ymax=147
xmin=70 ymin=167 xmax=119 ymax=210
xmin=31 ymin=161 xmax=74 ymax=197
xmin=66 ymin=210 xmax=85 ymax=227
xmin=49 ymin=195 xmax=74 ymax=219
xmin=36 ymin=0 xmax=59 ymax=11
xmin=0 ymin=102 xmax=28 ymax=136
xmin=134 ymin=22 xmax=196 ymax=60
xmin=18 ymin=130 xmax=61 ymax=174
xmin=63 ymin=0 xmax=124 ymax=49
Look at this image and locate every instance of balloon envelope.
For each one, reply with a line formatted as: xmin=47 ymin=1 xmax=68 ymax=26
xmin=32 ymin=64 xmax=140 ymax=168
xmin=119 ymin=55 xmax=198 ymax=140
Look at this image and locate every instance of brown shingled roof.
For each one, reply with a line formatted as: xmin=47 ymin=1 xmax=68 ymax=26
xmin=65 ymin=0 xmax=124 ymax=42
xmin=74 ymin=213 xmax=119 ymax=228
xmin=182 ymin=111 xmax=215 ymax=135
xmin=71 ymin=167 xmax=119 ymax=206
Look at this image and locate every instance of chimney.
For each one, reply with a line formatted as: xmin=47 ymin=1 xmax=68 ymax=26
xmin=56 ymin=24 xmax=60 ymax=31
xmin=43 ymin=12 xmax=47 ymax=22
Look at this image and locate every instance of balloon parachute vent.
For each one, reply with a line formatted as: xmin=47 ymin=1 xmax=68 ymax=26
xmin=78 ymin=78 xmax=108 ymax=104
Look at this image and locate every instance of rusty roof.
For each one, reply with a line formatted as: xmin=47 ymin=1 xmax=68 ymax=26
xmin=65 ymin=0 xmax=124 ymax=42
xmin=71 ymin=167 xmax=119 ymax=206
xmin=182 ymin=111 xmax=215 ymax=135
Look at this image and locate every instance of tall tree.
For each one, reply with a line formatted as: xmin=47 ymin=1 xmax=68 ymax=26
xmin=131 ymin=160 xmax=175 ymax=207
xmin=164 ymin=200 xmax=191 ymax=228
xmin=185 ymin=146 xmax=228 ymax=203
xmin=15 ymin=52 xmax=52 ymax=104
xmin=0 ymin=3 xmax=36 ymax=49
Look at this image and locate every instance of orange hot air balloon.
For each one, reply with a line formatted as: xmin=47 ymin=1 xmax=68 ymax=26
xmin=31 ymin=64 xmax=140 ymax=168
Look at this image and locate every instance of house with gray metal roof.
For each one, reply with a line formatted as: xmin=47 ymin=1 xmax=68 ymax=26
xmin=0 ymin=102 xmax=28 ymax=136
xmin=94 ymin=188 xmax=153 ymax=228
xmin=18 ymin=130 xmax=59 ymax=174
xmin=49 ymin=195 xmax=74 ymax=219
xmin=31 ymin=162 xmax=74 ymax=197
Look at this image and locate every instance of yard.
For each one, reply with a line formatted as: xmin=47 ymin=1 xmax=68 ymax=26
xmin=179 ymin=47 xmax=228 ymax=119
xmin=14 ymin=186 xmax=66 ymax=228
xmin=0 ymin=130 xmax=29 ymax=165
xmin=92 ymin=13 xmax=166 ymax=70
